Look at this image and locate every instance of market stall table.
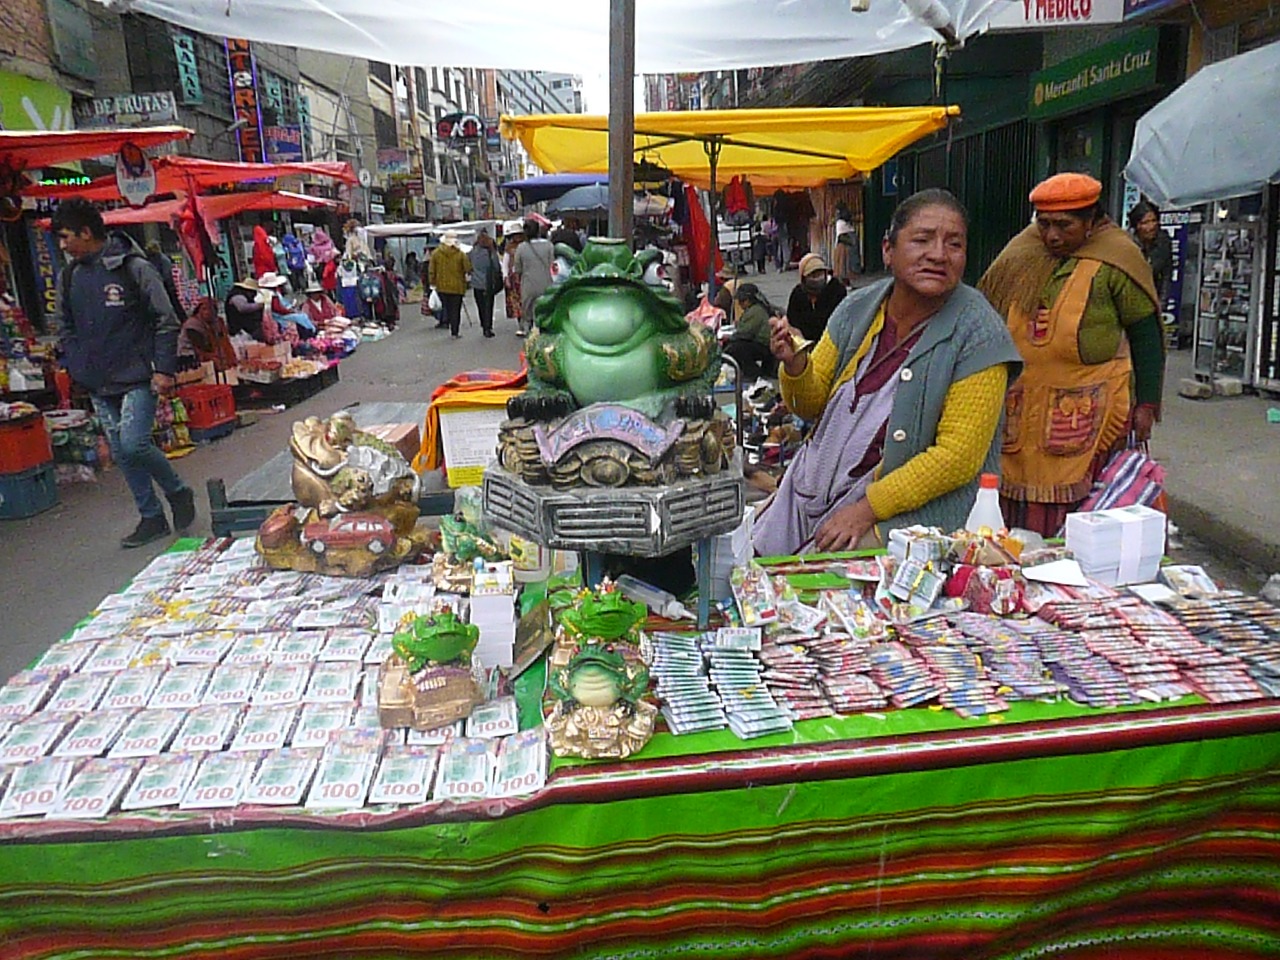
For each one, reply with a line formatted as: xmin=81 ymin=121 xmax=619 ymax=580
xmin=1 ymin=541 xmax=1278 ymax=959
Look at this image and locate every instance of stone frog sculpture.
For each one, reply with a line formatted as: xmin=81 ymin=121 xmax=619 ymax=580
xmin=514 ymin=238 xmax=719 ymax=422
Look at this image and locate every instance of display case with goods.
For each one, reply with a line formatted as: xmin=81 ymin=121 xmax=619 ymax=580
xmin=1255 ymin=185 xmax=1280 ymax=392
xmin=1193 ymin=219 xmax=1263 ymax=386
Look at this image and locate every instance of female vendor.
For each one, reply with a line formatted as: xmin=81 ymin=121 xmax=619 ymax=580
xmin=752 ymin=189 xmax=1023 ymax=556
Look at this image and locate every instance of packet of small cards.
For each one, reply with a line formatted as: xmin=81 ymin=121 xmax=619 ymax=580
xmin=49 ymin=758 xmax=138 ymax=819
xmin=149 ymin=665 xmax=212 ymax=710
xmin=433 ymin=736 xmax=498 ymax=803
xmin=229 ymin=704 xmax=297 ymax=752
xmin=171 ymin=704 xmax=240 ymax=753
xmin=465 ymin=696 xmax=518 ymax=739
xmin=120 ymin=753 xmax=200 ymax=811
xmin=730 ymin=562 xmax=779 ymax=626
xmin=0 ymin=674 xmax=58 ymax=722
xmin=0 ymin=756 xmax=77 ymax=818
xmin=101 ymin=666 xmax=165 ymax=711
xmin=0 ymin=714 xmax=72 ymax=765
xmin=888 ymin=557 xmax=946 ymax=607
xmin=180 ymin=751 xmax=257 ymax=810
xmin=292 ymin=702 xmax=353 ymax=749
xmin=491 ymin=728 xmax=547 ymax=798
xmin=109 ymin=709 xmax=185 ymax=758
xmin=367 ymin=744 xmax=438 ymax=806
xmin=44 ymin=674 xmax=110 ymax=714
xmin=306 ymin=729 xmax=383 ymax=810
xmin=243 ymin=747 xmax=321 ymax=806
xmin=53 ymin=710 xmax=132 ymax=758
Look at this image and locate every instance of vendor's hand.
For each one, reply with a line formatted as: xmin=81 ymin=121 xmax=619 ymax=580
xmin=1132 ymin=404 xmax=1157 ymax=443
xmin=813 ymin=498 xmax=877 ymax=553
xmin=769 ymin=315 xmax=807 ymax=377
xmin=151 ymin=372 xmax=176 ymax=397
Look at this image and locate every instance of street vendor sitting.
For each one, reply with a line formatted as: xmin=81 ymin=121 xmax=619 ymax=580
xmin=300 ymin=279 xmax=344 ymax=327
xmin=752 ymin=189 xmax=1023 ymax=556
xmin=257 ymin=272 xmax=316 ymax=343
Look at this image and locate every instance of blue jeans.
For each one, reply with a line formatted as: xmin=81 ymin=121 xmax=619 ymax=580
xmin=92 ymin=386 xmax=189 ymax=521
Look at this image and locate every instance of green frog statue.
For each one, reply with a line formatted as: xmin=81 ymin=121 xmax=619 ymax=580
xmin=498 ymin=238 xmax=734 ymax=489
xmin=544 ymin=581 xmax=657 ymax=759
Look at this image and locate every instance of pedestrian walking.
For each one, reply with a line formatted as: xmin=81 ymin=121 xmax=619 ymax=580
xmin=429 ymin=230 xmax=469 ymax=338
xmin=980 ymin=173 xmax=1164 ymax=538
xmin=502 ymin=220 xmax=525 ymax=328
xmin=51 ymin=199 xmax=196 ymax=548
xmin=467 ymin=228 xmax=503 ymax=339
xmin=513 ymin=219 xmax=554 ymax=337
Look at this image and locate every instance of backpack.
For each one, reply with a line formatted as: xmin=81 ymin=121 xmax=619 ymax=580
xmin=282 ymin=233 xmax=307 ymax=271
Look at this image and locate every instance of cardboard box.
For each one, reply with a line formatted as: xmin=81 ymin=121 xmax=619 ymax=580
xmin=363 ymin=422 xmax=422 ymax=464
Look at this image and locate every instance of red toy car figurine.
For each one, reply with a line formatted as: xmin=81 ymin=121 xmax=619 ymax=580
xmin=301 ymin=512 xmax=396 ymax=555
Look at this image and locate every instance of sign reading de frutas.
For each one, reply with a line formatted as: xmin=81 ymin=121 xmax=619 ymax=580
xmin=1029 ymin=27 xmax=1159 ymax=120
xmin=74 ymin=92 xmax=178 ymax=129
xmin=987 ymin=0 xmax=1123 ymax=31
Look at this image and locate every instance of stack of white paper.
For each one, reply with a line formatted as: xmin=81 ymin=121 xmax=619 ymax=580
xmin=469 ymin=563 xmax=516 ymax=668
xmin=1064 ymin=505 xmax=1165 ymax=586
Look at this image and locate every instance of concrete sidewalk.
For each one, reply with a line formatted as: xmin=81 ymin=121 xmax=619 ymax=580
xmin=739 ymin=264 xmax=1280 ymax=578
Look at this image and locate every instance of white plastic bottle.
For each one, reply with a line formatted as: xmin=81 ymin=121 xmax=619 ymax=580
xmin=965 ymin=473 xmax=1006 ymax=534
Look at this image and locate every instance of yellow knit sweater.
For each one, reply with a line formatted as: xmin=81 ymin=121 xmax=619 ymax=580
xmin=780 ymin=307 xmax=1008 ymax=523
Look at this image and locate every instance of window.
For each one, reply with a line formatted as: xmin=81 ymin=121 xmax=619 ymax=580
xmin=373 ymin=107 xmax=398 ymax=148
xmin=421 ymin=137 xmax=435 ymax=180
xmin=432 ymin=67 xmax=440 ymax=92
xmin=368 ymin=60 xmax=393 ymax=87
xmin=414 ymin=68 xmax=430 ymax=115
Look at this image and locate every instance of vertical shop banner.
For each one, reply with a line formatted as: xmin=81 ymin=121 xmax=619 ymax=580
xmin=298 ymin=94 xmax=312 ymax=161
xmin=225 ymin=38 xmax=265 ymax=163
xmin=25 ymin=221 xmax=62 ymax=328
xmin=264 ymin=125 xmax=304 ymax=163
xmin=1160 ymin=208 xmax=1202 ymax=332
xmin=172 ymin=31 xmax=203 ymax=105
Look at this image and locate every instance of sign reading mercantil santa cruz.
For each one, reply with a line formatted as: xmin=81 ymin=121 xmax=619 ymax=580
xmin=1029 ymin=27 xmax=1158 ymax=119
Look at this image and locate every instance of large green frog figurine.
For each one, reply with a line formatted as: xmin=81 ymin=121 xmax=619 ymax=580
xmin=514 ymin=239 xmax=719 ymax=421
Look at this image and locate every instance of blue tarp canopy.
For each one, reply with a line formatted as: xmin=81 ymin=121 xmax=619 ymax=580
xmin=500 ymin=172 xmax=607 ymax=204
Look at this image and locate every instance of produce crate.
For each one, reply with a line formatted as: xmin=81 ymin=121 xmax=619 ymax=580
xmin=0 ymin=414 xmax=53 ymax=473
xmin=177 ymin=384 xmax=236 ymax=430
xmin=0 ymin=462 xmax=58 ymax=520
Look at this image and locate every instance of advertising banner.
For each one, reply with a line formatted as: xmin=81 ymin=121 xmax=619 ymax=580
xmin=264 ymin=125 xmax=305 ymax=163
xmin=74 ymin=92 xmax=178 ymax=129
xmin=225 ymin=38 xmax=265 ymax=162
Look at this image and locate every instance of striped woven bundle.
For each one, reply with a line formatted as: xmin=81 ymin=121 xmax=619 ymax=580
xmin=2 ymin=705 xmax=1279 ymax=959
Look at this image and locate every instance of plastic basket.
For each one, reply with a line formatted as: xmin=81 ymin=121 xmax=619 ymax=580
xmin=0 ymin=415 xmax=53 ymax=473
xmin=177 ymin=384 xmax=236 ymax=430
xmin=0 ymin=462 xmax=58 ymax=520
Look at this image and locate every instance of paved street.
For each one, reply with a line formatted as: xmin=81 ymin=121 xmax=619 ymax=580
xmin=3 ymin=268 xmax=1277 ymax=682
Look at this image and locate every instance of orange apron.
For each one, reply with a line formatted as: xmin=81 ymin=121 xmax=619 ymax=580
xmin=1001 ymin=260 xmax=1131 ymax=504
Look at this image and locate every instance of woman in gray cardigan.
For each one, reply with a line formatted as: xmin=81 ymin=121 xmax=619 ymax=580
xmin=753 ymin=189 xmax=1022 ymax=556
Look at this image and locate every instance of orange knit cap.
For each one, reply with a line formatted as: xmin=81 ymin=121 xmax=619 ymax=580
xmin=1029 ymin=172 xmax=1103 ymax=212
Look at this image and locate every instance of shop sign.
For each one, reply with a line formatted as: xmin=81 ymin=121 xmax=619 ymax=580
xmin=1124 ymin=0 xmax=1185 ymax=17
xmin=1159 ymin=208 xmax=1202 ymax=329
xmin=172 ymin=30 xmax=203 ymax=105
xmin=74 ymin=92 xmax=178 ymax=129
xmin=115 ymin=143 xmax=157 ymax=207
xmin=0 ymin=70 xmax=73 ymax=133
xmin=225 ymin=38 xmax=265 ymax=163
xmin=1029 ymin=27 xmax=1159 ymax=120
xmin=376 ymin=148 xmax=411 ymax=175
xmin=25 ymin=220 xmax=61 ymax=328
xmin=436 ymin=113 xmax=484 ymax=141
xmin=485 ymin=119 xmax=502 ymax=154
xmin=436 ymin=185 xmax=459 ymax=202
xmin=298 ymin=94 xmax=312 ymax=159
xmin=987 ymin=0 xmax=1124 ymax=31
xmin=264 ymin=125 xmax=304 ymax=163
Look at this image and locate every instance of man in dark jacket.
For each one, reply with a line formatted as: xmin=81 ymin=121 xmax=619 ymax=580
xmin=52 ymin=199 xmax=196 ymax=547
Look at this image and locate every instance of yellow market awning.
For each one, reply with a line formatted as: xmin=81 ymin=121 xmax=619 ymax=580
xmin=500 ymin=106 xmax=960 ymax=190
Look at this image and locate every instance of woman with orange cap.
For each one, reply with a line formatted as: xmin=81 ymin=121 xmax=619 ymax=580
xmin=979 ymin=173 xmax=1165 ymax=537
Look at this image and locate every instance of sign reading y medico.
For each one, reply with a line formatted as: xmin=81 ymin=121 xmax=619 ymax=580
xmin=1029 ymin=27 xmax=1159 ymax=120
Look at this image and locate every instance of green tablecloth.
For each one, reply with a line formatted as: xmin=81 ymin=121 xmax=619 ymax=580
xmin=4 ymin=542 xmax=1279 ymax=958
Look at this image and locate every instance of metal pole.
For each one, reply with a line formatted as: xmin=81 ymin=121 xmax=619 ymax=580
xmin=608 ymin=0 xmax=635 ymax=244
xmin=706 ymin=138 xmax=721 ymax=296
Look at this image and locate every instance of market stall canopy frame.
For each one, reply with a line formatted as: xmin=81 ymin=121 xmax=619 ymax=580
xmin=23 ymin=157 xmax=358 ymax=202
xmin=1124 ymin=40 xmax=1280 ymax=207
xmin=500 ymin=106 xmax=960 ymax=190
